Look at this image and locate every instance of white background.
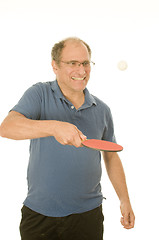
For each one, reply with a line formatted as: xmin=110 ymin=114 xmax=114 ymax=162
xmin=0 ymin=0 xmax=159 ymax=239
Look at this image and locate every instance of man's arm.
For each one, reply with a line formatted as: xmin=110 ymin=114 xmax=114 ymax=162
xmin=0 ymin=111 xmax=86 ymax=147
xmin=102 ymin=151 xmax=135 ymax=229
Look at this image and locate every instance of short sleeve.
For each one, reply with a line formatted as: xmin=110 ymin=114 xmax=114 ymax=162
xmin=102 ymin=108 xmax=116 ymax=143
xmin=11 ymin=84 xmax=42 ymax=120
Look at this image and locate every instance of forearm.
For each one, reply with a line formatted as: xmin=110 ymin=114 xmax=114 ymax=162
xmin=103 ymin=152 xmax=135 ymax=229
xmin=103 ymin=152 xmax=130 ymax=203
xmin=0 ymin=111 xmax=57 ymax=140
xmin=0 ymin=111 xmax=86 ymax=147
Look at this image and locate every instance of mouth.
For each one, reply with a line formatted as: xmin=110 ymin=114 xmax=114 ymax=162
xmin=71 ymin=76 xmax=86 ymax=81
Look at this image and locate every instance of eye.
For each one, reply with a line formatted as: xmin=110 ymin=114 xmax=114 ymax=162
xmin=69 ymin=61 xmax=77 ymax=66
xmin=83 ymin=61 xmax=90 ymax=67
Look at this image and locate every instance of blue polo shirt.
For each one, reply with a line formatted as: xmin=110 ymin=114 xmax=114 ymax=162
xmin=11 ymin=80 xmax=116 ymax=217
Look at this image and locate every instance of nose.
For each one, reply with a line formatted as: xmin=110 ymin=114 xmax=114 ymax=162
xmin=77 ymin=63 xmax=86 ymax=75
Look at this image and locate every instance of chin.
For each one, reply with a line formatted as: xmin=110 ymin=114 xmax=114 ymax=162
xmin=71 ymin=78 xmax=88 ymax=89
xmin=73 ymin=83 xmax=87 ymax=92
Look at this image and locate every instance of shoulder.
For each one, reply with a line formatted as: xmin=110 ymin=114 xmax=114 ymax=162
xmin=26 ymin=81 xmax=53 ymax=96
xmin=31 ymin=81 xmax=52 ymax=91
xmin=91 ymin=94 xmax=111 ymax=112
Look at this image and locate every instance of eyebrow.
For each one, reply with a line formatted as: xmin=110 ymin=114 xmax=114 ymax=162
xmin=67 ymin=60 xmax=90 ymax=62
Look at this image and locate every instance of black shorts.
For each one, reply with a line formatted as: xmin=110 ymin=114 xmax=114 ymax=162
xmin=20 ymin=205 xmax=104 ymax=240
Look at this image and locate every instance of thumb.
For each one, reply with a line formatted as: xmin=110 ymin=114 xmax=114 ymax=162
xmin=78 ymin=130 xmax=87 ymax=141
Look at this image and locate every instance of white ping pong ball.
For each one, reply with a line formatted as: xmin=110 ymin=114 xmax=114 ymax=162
xmin=117 ymin=60 xmax=128 ymax=71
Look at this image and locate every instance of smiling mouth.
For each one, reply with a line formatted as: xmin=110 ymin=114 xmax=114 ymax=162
xmin=71 ymin=76 xmax=86 ymax=81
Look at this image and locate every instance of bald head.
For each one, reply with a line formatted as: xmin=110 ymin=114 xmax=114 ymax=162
xmin=51 ymin=37 xmax=92 ymax=65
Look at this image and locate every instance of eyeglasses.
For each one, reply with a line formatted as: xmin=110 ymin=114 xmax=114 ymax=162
xmin=60 ymin=60 xmax=95 ymax=69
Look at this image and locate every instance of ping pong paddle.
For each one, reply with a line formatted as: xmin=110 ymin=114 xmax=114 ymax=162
xmin=82 ymin=139 xmax=123 ymax=152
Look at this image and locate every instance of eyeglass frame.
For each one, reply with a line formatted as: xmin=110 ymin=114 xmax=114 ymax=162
xmin=60 ymin=60 xmax=95 ymax=68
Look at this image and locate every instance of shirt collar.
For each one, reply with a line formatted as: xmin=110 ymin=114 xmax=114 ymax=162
xmin=51 ymin=80 xmax=97 ymax=109
xmin=50 ymin=80 xmax=65 ymax=100
xmin=83 ymin=88 xmax=97 ymax=108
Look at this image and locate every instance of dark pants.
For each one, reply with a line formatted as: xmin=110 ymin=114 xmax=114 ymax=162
xmin=20 ymin=205 xmax=104 ymax=240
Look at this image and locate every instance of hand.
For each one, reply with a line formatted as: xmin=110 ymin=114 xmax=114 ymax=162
xmin=53 ymin=121 xmax=87 ymax=148
xmin=120 ymin=201 xmax=135 ymax=229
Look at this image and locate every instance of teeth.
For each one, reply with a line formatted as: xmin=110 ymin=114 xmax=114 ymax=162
xmin=72 ymin=77 xmax=86 ymax=81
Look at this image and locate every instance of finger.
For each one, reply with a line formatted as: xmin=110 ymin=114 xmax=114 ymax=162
xmin=129 ymin=212 xmax=135 ymax=228
xmin=68 ymin=129 xmax=83 ymax=148
xmin=76 ymin=130 xmax=87 ymax=146
xmin=66 ymin=127 xmax=86 ymax=147
xmin=124 ymin=213 xmax=130 ymax=227
xmin=120 ymin=217 xmax=124 ymax=226
xmin=121 ymin=218 xmax=131 ymax=229
xmin=73 ymin=135 xmax=84 ymax=148
xmin=121 ymin=215 xmax=135 ymax=229
xmin=78 ymin=130 xmax=87 ymax=141
xmin=76 ymin=128 xmax=86 ymax=140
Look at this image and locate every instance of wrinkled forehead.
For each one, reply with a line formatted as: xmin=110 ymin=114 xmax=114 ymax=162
xmin=61 ymin=41 xmax=90 ymax=61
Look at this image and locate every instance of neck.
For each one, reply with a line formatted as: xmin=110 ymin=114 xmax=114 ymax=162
xmin=58 ymin=82 xmax=85 ymax=109
xmin=64 ymin=91 xmax=85 ymax=109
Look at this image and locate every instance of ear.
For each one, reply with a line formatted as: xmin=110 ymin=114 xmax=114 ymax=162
xmin=51 ymin=60 xmax=58 ymax=74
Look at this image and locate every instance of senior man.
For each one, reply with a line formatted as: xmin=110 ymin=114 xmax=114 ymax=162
xmin=0 ymin=37 xmax=135 ymax=240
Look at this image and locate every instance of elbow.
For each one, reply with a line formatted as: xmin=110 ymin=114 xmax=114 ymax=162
xmin=0 ymin=124 xmax=7 ymax=138
xmin=0 ymin=121 xmax=13 ymax=139
xmin=0 ymin=111 xmax=21 ymax=139
xmin=0 ymin=121 xmax=23 ymax=140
